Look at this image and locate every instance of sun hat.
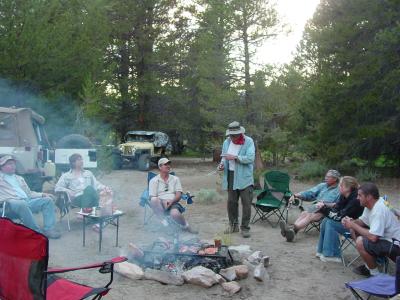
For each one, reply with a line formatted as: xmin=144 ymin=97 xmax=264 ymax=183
xmin=226 ymin=121 xmax=245 ymax=135
xmin=0 ymin=155 xmax=16 ymax=167
xmin=158 ymin=157 xmax=171 ymax=168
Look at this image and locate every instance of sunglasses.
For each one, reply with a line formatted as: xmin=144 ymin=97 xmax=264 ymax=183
xmin=163 ymin=183 xmax=169 ymax=192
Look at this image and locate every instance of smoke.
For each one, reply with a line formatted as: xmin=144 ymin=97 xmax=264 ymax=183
xmin=0 ymin=78 xmax=114 ymax=146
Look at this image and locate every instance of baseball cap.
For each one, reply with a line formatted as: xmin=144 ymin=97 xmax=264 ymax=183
xmin=158 ymin=157 xmax=171 ymax=168
xmin=0 ymin=155 xmax=16 ymax=167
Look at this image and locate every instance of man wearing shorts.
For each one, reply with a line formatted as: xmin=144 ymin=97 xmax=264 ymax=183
xmin=149 ymin=158 xmax=197 ymax=233
xmin=342 ymin=182 xmax=400 ymax=276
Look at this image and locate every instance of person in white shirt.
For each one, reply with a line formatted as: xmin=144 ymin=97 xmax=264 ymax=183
xmin=342 ymin=182 xmax=400 ymax=276
xmin=149 ymin=158 xmax=197 ymax=234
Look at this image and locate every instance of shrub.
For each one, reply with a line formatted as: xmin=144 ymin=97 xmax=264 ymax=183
xmin=355 ymin=168 xmax=380 ymax=182
xmin=195 ymin=189 xmax=222 ymax=204
xmin=297 ymin=161 xmax=327 ymax=180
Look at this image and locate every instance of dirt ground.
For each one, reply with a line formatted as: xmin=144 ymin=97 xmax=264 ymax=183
xmin=45 ymin=158 xmax=400 ymax=300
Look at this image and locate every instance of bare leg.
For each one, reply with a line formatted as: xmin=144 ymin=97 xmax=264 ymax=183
xmin=169 ymin=208 xmax=186 ymax=226
xmin=150 ymin=198 xmax=165 ymax=217
xmin=355 ymin=236 xmax=377 ymax=269
xmin=294 ymin=212 xmax=323 ymax=231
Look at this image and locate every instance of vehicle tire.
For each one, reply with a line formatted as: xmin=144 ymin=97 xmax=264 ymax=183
xmin=57 ymin=134 xmax=93 ymax=149
xmin=112 ymin=153 xmax=123 ymax=170
xmin=138 ymin=154 xmax=150 ymax=171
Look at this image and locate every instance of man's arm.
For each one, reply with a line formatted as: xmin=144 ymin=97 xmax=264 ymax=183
xmin=237 ymin=138 xmax=255 ymax=164
xmin=342 ymin=217 xmax=379 ymax=242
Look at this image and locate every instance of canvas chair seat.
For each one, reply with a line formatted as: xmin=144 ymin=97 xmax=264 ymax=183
xmin=345 ymin=257 xmax=400 ymax=299
xmin=251 ymin=171 xmax=292 ymax=227
xmin=0 ymin=217 xmax=126 ymax=300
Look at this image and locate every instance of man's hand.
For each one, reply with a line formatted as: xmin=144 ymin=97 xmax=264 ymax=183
xmin=341 ymin=216 xmax=353 ymax=229
xmin=217 ymin=163 xmax=224 ymax=171
xmin=164 ymin=200 xmax=173 ymax=209
xmin=225 ymin=154 xmax=237 ymax=161
xmin=315 ymin=201 xmax=325 ymax=209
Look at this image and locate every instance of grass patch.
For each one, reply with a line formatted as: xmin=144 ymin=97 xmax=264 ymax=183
xmin=195 ymin=189 xmax=223 ymax=204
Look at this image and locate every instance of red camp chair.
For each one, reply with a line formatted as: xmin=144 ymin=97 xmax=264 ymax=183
xmin=0 ymin=217 xmax=127 ymax=300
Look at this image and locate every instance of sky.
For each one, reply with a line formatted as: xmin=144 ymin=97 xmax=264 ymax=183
xmin=256 ymin=0 xmax=320 ymax=66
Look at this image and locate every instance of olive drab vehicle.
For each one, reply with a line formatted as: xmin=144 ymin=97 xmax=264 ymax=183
xmin=113 ymin=131 xmax=172 ymax=171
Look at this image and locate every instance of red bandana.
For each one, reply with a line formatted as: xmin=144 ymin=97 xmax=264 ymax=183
xmin=232 ymin=134 xmax=245 ymax=145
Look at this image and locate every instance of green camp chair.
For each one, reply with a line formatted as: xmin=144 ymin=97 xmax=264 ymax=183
xmin=251 ymin=171 xmax=292 ymax=227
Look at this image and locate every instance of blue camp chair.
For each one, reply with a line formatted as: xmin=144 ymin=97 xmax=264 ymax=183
xmin=345 ymin=256 xmax=400 ymax=299
xmin=139 ymin=172 xmax=193 ymax=225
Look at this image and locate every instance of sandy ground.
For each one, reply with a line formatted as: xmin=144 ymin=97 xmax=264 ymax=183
xmin=44 ymin=158 xmax=400 ymax=300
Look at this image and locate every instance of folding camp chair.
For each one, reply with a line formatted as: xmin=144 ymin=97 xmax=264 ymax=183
xmin=139 ymin=171 xmax=194 ymax=225
xmin=251 ymin=171 xmax=292 ymax=227
xmin=304 ymin=219 xmax=322 ymax=233
xmin=0 ymin=217 xmax=127 ymax=300
xmin=340 ymin=231 xmax=361 ymax=267
xmin=345 ymin=256 xmax=400 ymax=300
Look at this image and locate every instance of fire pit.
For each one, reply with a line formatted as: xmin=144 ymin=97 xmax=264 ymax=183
xmin=137 ymin=239 xmax=233 ymax=273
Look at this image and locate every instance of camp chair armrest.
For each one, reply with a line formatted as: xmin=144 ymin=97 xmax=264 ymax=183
xmin=46 ymin=256 xmax=127 ymax=275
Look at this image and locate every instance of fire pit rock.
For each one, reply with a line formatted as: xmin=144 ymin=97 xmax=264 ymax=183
xmin=219 ymin=264 xmax=249 ymax=281
xmin=144 ymin=268 xmax=184 ymax=286
xmin=221 ymin=281 xmax=241 ymax=295
xmin=182 ymin=266 xmax=221 ymax=288
xmin=247 ymin=251 xmax=264 ymax=265
xmin=114 ymin=262 xmax=144 ymax=280
xmin=219 ymin=267 xmax=237 ymax=281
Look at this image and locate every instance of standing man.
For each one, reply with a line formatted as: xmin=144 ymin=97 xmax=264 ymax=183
xmin=0 ymin=155 xmax=61 ymax=239
xmin=218 ymin=121 xmax=255 ymax=238
xmin=149 ymin=158 xmax=197 ymax=233
xmin=342 ymin=182 xmax=400 ymax=276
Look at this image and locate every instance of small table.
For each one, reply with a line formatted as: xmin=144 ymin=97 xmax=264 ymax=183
xmin=77 ymin=210 xmax=124 ymax=252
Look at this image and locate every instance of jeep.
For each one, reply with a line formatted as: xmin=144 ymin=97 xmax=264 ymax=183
xmin=112 ymin=131 xmax=172 ymax=171
xmin=0 ymin=107 xmax=55 ymax=191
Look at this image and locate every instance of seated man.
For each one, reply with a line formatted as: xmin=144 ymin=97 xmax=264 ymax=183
xmin=0 ymin=155 xmax=61 ymax=239
xmin=280 ymin=169 xmax=341 ymax=242
xmin=149 ymin=158 xmax=197 ymax=234
xmin=342 ymin=182 xmax=400 ymax=276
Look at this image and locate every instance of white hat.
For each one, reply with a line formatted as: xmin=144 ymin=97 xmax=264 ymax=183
xmin=226 ymin=121 xmax=245 ymax=135
xmin=0 ymin=155 xmax=16 ymax=167
xmin=158 ymin=157 xmax=171 ymax=168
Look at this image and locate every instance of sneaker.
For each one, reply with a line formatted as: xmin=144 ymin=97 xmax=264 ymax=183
xmin=320 ymin=255 xmax=342 ymax=263
xmin=279 ymin=220 xmax=287 ymax=238
xmin=82 ymin=208 xmax=93 ymax=214
xmin=43 ymin=229 xmax=61 ymax=239
xmin=315 ymin=252 xmax=323 ymax=258
xmin=352 ymin=265 xmax=371 ymax=277
xmin=184 ymin=225 xmax=199 ymax=234
xmin=224 ymin=224 xmax=239 ymax=234
xmin=241 ymin=230 xmax=251 ymax=238
xmin=285 ymin=228 xmax=296 ymax=242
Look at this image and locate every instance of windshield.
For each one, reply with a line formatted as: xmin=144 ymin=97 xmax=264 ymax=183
xmin=126 ymin=134 xmax=154 ymax=142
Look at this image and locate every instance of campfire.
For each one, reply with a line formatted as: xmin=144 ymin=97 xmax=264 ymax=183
xmin=140 ymin=238 xmax=234 ymax=273
xmin=115 ymin=236 xmax=270 ymax=295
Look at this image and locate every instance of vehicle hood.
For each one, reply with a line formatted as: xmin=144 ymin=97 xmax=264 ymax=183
xmin=120 ymin=142 xmax=154 ymax=149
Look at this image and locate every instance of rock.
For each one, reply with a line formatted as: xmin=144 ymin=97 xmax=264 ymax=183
xmin=253 ymin=263 xmax=266 ymax=281
xmin=247 ymin=251 xmax=263 ymax=265
xmin=114 ymin=262 xmax=144 ymax=280
xmin=220 ymin=265 xmax=249 ymax=280
xmin=242 ymin=260 xmax=256 ymax=271
xmin=261 ymin=256 xmax=270 ymax=268
xmin=221 ymin=281 xmax=241 ymax=295
xmin=228 ymin=249 xmax=243 ymax=264
xmin=228 ymin=245 xmax=251 ymax=263
xmin=219 ymin=268 xmax=237 ymax=281
xmin=215 ymin=274 xmax=226 ymax=284
xmin=182 ymin=266 xmax=220 ymax=288
xmin=144 ymin=268 xmax=184 ymax=285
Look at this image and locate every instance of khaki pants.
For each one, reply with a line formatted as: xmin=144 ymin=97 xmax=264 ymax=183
xmin=227 ymin=171 xmax=253 ymax=231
